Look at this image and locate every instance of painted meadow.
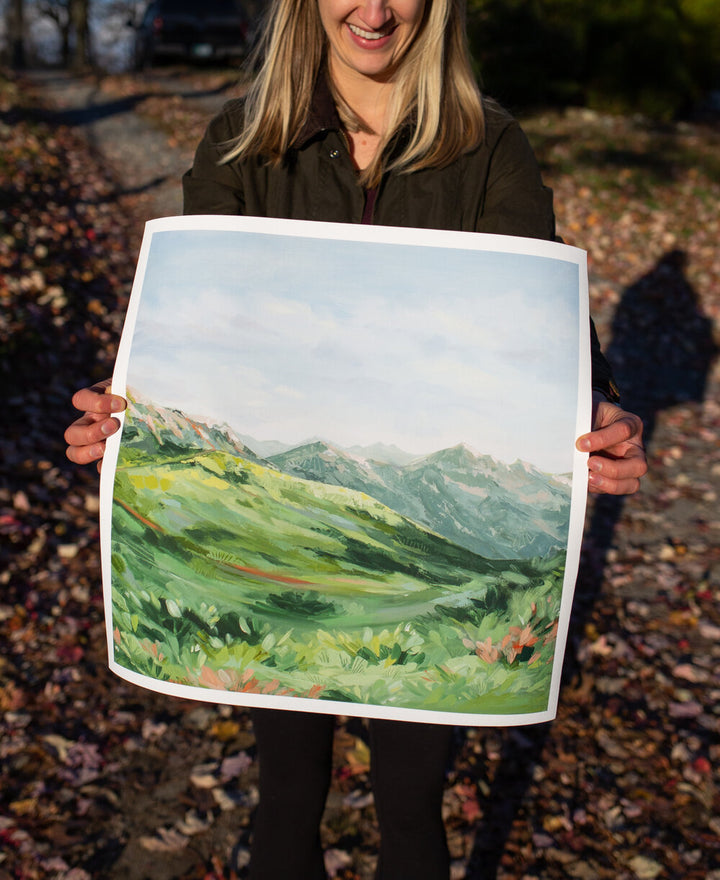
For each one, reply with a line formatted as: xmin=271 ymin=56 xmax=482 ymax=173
xmin=110 ymin=390 xmax=569 ymax=718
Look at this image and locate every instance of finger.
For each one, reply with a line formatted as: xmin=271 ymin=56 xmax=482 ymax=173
xmin=588 ymin=452 xmax=648 ymax=483
xmin=71 ymin=386 xmax=126 ymax=416
xmin=587 ymin=448 xmax=648 ymax=495
xmin=64 ymin=415 xmax=121 ymax=448
xmin=588 ymin=472 xmax=643 ymax=495
xmin=576 ymin=416 xmax=640 ymax=453
xmin=66 ymin=439 xmax=108 ymax=466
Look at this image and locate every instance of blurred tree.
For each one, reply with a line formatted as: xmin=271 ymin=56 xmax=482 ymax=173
xmin=6 ymin=0 xmax=26 ymax=68
xmin=37 ymin=0 xmax=72 ymax=65
xmin=69 ymin=0 xmax=91 ymax=69
xmin=467 ymin=0 xmax=720 ymax=118
xmin=36 ymin=0 xmax=92 ymax=68
xmin=467 ymin=0 xmax=586 ymax=107
xmin=584 ymin=0 xmax=695 ymax=117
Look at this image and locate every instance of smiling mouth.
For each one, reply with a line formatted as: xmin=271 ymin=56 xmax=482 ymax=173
xmin=347 ymin=22 xmax=394 ymax=40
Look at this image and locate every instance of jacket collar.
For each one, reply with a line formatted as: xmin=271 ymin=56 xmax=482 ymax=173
xmin=295 ymin=71 xmax=343 ymax=147
xmin=293 ymin=69 xmax=415 ymax=157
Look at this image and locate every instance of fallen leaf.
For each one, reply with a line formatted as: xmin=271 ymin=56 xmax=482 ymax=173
xmin=140 ymin=827 xmax=190 ymax=852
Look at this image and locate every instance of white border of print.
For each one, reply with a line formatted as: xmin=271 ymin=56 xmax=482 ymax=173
xmin=100 ymin=214 xmax=590 ymax=727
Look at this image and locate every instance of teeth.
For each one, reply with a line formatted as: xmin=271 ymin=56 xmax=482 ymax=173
xmin=348 ymin=23 xmax=386 ymax=40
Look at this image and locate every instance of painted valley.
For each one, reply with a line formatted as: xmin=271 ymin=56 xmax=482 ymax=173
xmin=110 ymin=390 xmax=573 ymax=715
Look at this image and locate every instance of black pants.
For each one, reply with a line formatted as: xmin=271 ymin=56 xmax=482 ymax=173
xmin=249 ymin=708 xmax=453 ymax=880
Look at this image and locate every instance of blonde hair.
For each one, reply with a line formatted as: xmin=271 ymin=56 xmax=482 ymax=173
xmin=223 ymin=0 xmax=484 ymax=187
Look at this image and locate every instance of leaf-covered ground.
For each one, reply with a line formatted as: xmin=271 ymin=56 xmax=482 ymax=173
xmin=1 ymin=68 xmax=719 ymax=880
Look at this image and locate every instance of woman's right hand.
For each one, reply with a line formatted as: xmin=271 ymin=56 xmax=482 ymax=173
xmin=64 ymin=379 xmax=127 ymax=471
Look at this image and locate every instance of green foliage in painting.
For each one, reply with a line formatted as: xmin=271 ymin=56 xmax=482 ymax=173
xmin=110 ymin=397 xmax=569 ymax=715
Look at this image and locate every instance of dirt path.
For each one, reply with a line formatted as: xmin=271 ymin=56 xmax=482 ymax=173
xmin=23 ymin=69 xmax=236 ymax=220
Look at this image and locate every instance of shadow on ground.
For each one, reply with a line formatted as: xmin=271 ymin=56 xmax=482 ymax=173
xmin=463 ymin=248 xmax=718 ymax=879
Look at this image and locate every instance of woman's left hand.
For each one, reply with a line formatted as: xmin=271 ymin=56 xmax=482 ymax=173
xmin=576 ymin=395 xmax=647 ymax=495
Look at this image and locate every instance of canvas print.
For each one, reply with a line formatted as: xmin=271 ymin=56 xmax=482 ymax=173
xmin=100 ymin=215 xmax=590 ymax=726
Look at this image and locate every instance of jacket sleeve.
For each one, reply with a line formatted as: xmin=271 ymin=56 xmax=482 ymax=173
xmin=480 ymin=111 xmax=620 ymax=402
xmin=476 ymin=118 xmax=556 ymax=241
xmin=182 ymin=100 xmax=247 ymax=216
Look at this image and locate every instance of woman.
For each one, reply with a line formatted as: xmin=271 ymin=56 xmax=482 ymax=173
xmin=65 ymin=0 xmax=647 ymax=876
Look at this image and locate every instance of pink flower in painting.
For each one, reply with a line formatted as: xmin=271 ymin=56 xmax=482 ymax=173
xmin=262 ymin=679 xmax=281 ymax=694
xmin=198 ymin=665 xmax=227 ymax=690
xmin=241 ymin=672 xmax=261 ymax=693
xmin=473 ymin=636 xmax=500 ymax=664
xmin=543 ymin=619 xmax=559 ymax=646
xmin=140 ymin=639 xmax=164 ymax=662
xmin=501 ymin=624 xmax=539 ymax=664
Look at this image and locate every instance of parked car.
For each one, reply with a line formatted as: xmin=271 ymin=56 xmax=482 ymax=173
xmin=131 ymin=0 xmax=250 ymax=69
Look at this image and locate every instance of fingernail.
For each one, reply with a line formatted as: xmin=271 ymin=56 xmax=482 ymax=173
xmin=101 ymin=420 xmax=116 ymax=436
xmin=577 ymin=438 xmax=591 ymax=451
xmin=110 ymin=398 xmax=124 ymax=412
xmin=588 ymin=472 xmax=602 ymax=487
xmin=588 ymin=459 xmax=602 ymax=473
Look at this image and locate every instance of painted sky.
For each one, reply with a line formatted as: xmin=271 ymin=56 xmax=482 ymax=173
xmin=123 ymin=226 xmax=582 ymax=473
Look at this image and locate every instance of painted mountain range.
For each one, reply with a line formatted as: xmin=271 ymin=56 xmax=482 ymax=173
xmin=122 ymin=391 xmax=571 ymax=560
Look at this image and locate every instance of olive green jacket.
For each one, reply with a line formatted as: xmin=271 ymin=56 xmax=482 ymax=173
xmin=182 ymin=77 xmax=617 ymax=397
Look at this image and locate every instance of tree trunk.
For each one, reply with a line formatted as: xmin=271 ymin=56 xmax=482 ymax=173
xmin=61 ymin=24 xmax=71 ymax=67
xmin=7 ymin=0 xmax=26 ymax=69
xmin=69 ymin=0 xmax=91 ymax=70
